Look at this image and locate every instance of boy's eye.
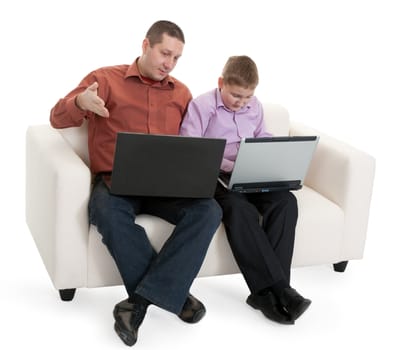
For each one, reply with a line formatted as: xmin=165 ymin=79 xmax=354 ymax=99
xmin=232 ymin=94 xmax=252 ymax=99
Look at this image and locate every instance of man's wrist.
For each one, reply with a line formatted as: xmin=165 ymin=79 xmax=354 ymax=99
xmin=74 ymin=94 xmax=85 ymax=110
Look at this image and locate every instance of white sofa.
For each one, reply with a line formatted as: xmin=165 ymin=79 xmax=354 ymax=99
xmin=25 ymin=104 xmax=376 ymax=301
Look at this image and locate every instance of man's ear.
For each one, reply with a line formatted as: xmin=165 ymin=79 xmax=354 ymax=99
xmin=142 ymin=38 xmax=150 ymax=54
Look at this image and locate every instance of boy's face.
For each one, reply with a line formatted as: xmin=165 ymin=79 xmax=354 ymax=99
xmin=218 ymin=78 xmax=255 ymax=112
xmin=139 ymin=33 xmax=184 ymax=81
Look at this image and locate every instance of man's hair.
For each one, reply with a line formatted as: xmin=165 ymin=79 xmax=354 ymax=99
xmin=221 ymin=56 xmax=259 ymax=89
xmin=146 ymin=20 xmax=185 ymax=46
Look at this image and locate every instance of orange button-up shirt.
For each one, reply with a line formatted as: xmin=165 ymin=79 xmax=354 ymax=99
xmin=50 ymin=59 xmax=192 ymax=174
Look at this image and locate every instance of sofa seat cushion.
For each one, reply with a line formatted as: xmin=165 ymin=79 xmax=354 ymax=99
xmin=86 ymin=186 xmax=345 ymax=287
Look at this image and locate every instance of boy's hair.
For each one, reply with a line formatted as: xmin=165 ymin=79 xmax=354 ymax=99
xmin=146 ymin=20 xmax=185 ymax=46
xmin=221 ymin=56 xmax=259 ymax=89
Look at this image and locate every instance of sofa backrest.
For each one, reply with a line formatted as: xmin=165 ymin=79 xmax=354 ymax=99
xmin=58 ymin=103 xmax=290 ymax=166
xmin=262 ymin=103 xmax=290 ymax=136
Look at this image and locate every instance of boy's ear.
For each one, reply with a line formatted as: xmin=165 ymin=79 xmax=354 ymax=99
xmin=218 ymin=77 xmax=224 ymax=89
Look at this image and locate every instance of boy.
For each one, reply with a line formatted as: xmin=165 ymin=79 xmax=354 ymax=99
xmin=180 ymin=55 xmax=311 ymax=324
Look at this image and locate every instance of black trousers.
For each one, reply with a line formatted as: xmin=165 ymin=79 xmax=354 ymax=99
xmin=215 ymin=184 xmax=298 ymax=294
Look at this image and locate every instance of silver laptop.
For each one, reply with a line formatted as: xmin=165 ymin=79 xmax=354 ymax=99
xmin=218 ymin=136 xmax=319 ymax=193
xmin=110 ymin=132 xmax=226 ymax=198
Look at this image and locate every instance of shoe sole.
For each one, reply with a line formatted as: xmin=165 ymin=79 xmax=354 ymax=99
xmin=114 ymin=322 xmax=137 ymax=347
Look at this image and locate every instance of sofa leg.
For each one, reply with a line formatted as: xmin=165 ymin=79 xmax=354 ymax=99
xmin=333 ymin=261 xmax=348 ymax=272
xmin=59 ymin=288 xmax=76 ymax=301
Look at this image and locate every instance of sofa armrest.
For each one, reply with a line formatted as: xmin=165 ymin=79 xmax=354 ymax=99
xmin=26 ymin=125 xmax=91 ymax=289
xmin=290 ymin=121 xmax=376 ymax=259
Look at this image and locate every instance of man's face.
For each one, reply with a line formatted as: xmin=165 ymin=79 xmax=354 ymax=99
xmin=139 ymin=33 xmax=184 ymax=81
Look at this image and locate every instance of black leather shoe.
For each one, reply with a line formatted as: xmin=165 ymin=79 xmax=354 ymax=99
xmin=278 ymin=287 xmax=311 ymax=321
xmin=178 ymin=294 xmax=206 ymax=323
xmin=247 ymin=292 xmax=294 ymax=325
xmin=113 ymin=299 xmax=147 ymax=346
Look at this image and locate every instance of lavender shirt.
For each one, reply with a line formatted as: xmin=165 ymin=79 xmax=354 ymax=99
xmin=180 ymin=88 xmax=271 ymax=172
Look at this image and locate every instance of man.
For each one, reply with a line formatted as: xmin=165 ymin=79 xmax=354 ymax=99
xmin=50 ymin=20 xmax=222 ymax=347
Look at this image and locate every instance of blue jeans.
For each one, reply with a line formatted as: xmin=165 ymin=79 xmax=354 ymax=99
xmin=88 ymin=177 xmax=222 ymax=314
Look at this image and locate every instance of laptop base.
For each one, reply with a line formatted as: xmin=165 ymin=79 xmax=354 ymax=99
xmin=231 ymin=180 xmax=302 ymax=193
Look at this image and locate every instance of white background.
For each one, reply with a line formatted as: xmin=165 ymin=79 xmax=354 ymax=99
xmin=1 ymin=0 xmax=392 ymax=349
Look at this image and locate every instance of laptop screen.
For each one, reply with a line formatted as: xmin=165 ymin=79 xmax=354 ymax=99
xmin=222 ymin=136 xmax=319 ymax=193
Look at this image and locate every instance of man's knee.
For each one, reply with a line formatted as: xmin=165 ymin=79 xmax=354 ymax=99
xmin=198 ymin=198 xmax=223 ymax=223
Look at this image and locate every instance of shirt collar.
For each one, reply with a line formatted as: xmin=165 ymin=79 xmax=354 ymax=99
xmin=125 ymin=58 xmax=175 ymax=87
xmin=215 ymin=88 xmax=251 ymax=113
xmin=215 ymin=88 xmax=226 ymax=109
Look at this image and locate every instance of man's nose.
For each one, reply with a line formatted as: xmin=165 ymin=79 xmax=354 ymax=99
xmin=163 ymin=57 xmax=176 ymax=71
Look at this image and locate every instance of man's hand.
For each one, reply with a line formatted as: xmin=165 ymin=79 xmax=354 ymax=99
xmin=76 ymin=82 xmax=110 ymax=118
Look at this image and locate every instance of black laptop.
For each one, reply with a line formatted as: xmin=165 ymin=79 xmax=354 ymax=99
xmin=218 ymin=136 xmax=319 ymax=193
xmin=110 ymin=132 xmax=226 ymax=198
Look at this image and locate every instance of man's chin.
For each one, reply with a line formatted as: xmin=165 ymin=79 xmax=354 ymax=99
xmin=157 ymin=73 xmax=168 ymax=80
